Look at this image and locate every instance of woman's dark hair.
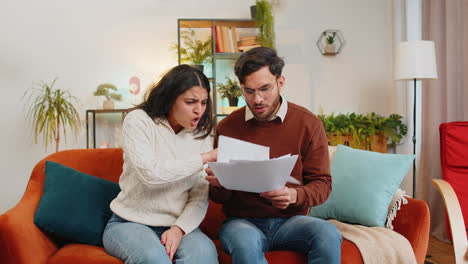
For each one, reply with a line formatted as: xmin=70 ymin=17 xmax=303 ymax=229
xmin=136 ymin=64 xmax=213 ymax=138
xmin=234 ymin=47 xmax=285 ymax=84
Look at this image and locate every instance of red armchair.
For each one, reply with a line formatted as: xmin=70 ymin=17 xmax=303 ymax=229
xmin=0 ymin=148 xmax=430 ymax=263
xmin=432 ymin=121 xmax=468 ymax=264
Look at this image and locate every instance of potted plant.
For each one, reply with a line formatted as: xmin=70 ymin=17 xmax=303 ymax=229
xmin=255 ymin=0 xmax=275 ymax=48
xmin=93 ymin=83 xmax=122 ymax=109
xmin=23 ymin=78 xmax=81 ymax=152
xmin=318 ymin=112 xmax=408 ymax=152
xmin=172 ymin=28 xmax=212 ymax=72
xmin=217 ymin=77 xmax=242 ymax=114
xmin=324 ymin=31 xmax=336 ymax=54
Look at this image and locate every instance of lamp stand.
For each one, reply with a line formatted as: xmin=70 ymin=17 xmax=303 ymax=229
xmin=412 ymin=78 xmax=417 ymax=198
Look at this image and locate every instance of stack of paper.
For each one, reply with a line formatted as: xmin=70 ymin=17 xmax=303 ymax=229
xmin=208 ymin=136 xmax=299 ymax=193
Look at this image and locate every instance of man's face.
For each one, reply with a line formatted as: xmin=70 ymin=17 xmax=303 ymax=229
xmin=241 ymin=66 xmax=285 ymax=121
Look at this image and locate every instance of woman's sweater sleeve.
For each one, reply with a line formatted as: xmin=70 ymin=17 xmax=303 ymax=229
xmin=122 ymin=111 xmax=204 ymax=188
xmin=173 ymin=175 xmax=209 ymax=235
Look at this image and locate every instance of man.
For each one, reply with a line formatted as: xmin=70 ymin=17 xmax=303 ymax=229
xmin=206 ymin=47 xmax=342 ymax=264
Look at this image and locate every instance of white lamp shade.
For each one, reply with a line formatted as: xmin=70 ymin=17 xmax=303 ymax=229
xmin=394 ymin=40 xmax=438 ymax=80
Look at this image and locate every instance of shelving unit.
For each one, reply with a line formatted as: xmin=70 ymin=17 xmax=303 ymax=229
xmin=85 ymin=109 xmax=130 ymax=148
xmin=177 ymin=18 xmax=257 ymax=124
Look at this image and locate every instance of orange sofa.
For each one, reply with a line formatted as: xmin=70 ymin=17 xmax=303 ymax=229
xmin=0 ymin=149 xmax=430 ymax=264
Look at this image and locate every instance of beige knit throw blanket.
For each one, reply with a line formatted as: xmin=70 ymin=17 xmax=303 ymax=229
xmin=329 ymin=220 xmax=417 ymax=264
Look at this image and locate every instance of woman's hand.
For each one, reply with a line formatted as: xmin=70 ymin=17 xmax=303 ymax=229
xmin=161 ymin=225 xmax=185 ymax=261
xmin=201 ymin=148 xmax=218 ymax=164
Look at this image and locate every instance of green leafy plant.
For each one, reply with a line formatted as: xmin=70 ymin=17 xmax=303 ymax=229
xmin=324 ymin=32 xmax=337 ymax=45
xmin=93 ymin=83 xmax=122 ymax=102
xmin=23 ymin=78 xmax=81 ymax=152
xmin=318 ymin=112 xmax=408 ymax=150
xmin=255 ymin=0 xmax=275 ymax=48
xmin=216 ymin=77 xmax=242 ymax=106
xmin=172 ymin=28 xmax=212 ymax=65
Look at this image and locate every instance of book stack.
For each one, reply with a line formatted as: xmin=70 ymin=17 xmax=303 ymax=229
xmin=215 ymin=26 xmax=240 ymax=53
xmin=237 ymin=36 xmax=261 ymax=52
xmin=214 ymin=27 xmax=261 ymax=53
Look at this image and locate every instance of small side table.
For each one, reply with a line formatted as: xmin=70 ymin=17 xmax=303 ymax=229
xmin=86 ymin=109 xmax=131 ymax=148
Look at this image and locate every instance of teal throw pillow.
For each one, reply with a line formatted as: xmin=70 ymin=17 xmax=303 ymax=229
xmin=34 ymin=161 xmax=120 ymax=246
xmin=310 ymin=145 xmax=414 ymax=227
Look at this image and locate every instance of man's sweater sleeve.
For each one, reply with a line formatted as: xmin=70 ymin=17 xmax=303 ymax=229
xmin=293 ymin=122 xmax=332 ymax=207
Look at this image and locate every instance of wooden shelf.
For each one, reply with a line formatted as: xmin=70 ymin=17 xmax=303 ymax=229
xmin=179 ymin=19 xmax=255 ymax=28
xmin=214 ymin=52 xmax=243 ymax=60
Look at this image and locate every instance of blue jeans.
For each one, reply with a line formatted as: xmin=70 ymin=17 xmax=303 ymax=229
xmin=219 ymin=215 xmax=341 ymax=264
xmin=103 ymin=214 xmax=218 ymax=264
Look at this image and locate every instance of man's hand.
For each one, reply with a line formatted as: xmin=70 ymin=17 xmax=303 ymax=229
xmin=260 ymin=187 xmax=298 ymax=209
xmin=161 ymin=225 xmax=185 ymax=261
xmin=205 ymin=167 xmax=223 ymax=188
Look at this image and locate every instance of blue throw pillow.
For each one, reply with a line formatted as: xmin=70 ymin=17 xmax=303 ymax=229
xmin=310 ymin=145 xmax=414 ymax=227
xmin=34 ymin=161 xmax=120 ymax=246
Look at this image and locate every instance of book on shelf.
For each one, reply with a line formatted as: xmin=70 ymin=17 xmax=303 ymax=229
xmin=238 ymin=36 xmax=259 ymax=46
xmin=221 ymin=26 xmax=230 ymax=52
xmin=238 ymin=44 xmax=261 ymax=52
xmin=227 ymin=27 xmax=235 ymax=53
xmin=231 ymin=27 xmax=239 ymax=52
xmin=215 ymin=26 xmax=224 ymax=52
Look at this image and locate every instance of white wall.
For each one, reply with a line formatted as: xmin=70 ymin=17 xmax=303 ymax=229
xmin=0 ymin=0 xmax=400 ymax=213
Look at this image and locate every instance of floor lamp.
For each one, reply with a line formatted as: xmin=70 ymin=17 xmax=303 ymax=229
xmin=394 ymin=40 xmax=438 ymax=198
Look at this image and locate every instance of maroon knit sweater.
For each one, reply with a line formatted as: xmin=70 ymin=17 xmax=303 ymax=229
xmin=209 ymin=102 xmax=331 ymax=218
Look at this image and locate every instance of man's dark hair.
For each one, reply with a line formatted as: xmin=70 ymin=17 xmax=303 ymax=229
xmin=135 ymin=64 xmax=213 ymax=139
xmin=234 ymin=47 xmax=285 ymax=84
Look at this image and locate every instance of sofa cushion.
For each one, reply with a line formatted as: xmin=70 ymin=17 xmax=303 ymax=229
xmin=310 ymin=145 xmax=414 ymax=227
xmin=34 ymin=161 xmax=120 ymax=246
xmin=48 ymin=244 xmax=122 ymax=264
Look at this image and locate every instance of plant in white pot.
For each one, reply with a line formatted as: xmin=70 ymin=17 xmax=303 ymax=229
xmin=23 ymin=78 xmax=81 ymax=152
xmin=93 ymin=83 xmax=122 ymax=109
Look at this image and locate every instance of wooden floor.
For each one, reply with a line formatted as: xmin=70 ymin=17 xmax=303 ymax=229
xmin=425 ymin=235 xmax=455 ymax=264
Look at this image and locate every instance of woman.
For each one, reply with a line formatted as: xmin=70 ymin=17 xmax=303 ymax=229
xmin=103 ymin=65 xmax=218 ymax=264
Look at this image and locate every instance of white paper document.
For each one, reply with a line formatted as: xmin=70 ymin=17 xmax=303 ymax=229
xmin=208 ymin=136 xmax=299 ymax=193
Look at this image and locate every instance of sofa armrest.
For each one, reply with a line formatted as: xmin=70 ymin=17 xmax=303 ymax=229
xmin=0 ymin=180 xmax=58 ymax=264
xmin=432 ymin=179 xmax=468 ymax=264
xmin=391 ymin=197 xmax=430 ymax=264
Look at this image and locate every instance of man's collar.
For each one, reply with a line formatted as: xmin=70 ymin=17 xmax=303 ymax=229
xmin=244 ymin=95 xmax=288 ymax=122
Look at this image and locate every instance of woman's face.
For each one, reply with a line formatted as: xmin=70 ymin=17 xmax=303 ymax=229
xmin=168 ymin=86 xmax=208 ymax=134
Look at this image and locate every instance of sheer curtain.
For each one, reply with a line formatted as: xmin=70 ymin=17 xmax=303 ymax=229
xmin=420 ymin=0 xmax=468 ymax=240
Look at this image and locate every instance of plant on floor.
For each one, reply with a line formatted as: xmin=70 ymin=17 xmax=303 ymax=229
xmin=255 ymin=0 xmax=275 ymax=48
xmin=318 ymin=112 xmax=407 ymax=149
xmin=23 ymin=78 xmax=81 ymax=152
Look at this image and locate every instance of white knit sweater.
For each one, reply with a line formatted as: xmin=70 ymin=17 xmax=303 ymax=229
xmin=110 ymin=109 xmax=212 ymax=235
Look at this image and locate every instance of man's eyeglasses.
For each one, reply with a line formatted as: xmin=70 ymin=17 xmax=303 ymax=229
xmin=242 ymin=79 xmax=278 ymax=99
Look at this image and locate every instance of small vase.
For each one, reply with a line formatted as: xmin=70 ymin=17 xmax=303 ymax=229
xmin=192 ymin=64 xmax=204 ymax=73
xmin=324 ymin=44 xmax=336 ymax=54
xmin=228 ymin=97 xmax=239 ymax=107
xmin=103 ymin=100 xmax=115 ymax=110
xmin=250 ymin=5 xmax=256 ymax=19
